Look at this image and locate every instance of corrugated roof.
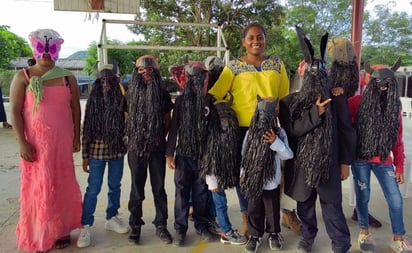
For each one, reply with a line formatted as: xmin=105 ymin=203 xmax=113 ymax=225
xmin=10 ymin=57 xmax=85 ymax=70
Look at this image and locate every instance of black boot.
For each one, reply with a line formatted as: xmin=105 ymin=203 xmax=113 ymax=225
xmin=129 ymin=225 xmax=141 ymax=244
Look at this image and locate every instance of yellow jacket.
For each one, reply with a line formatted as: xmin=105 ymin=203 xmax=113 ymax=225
xmin=209 ymin=55 xmax=289 ymax=127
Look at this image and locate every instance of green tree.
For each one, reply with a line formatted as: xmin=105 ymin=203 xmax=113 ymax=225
xmin=125 ymin=0 xmax=287 ymax=72
xmin=83 ymin=40 xmax=175 ymax=84
xmin=0 ymin=26 xmax=31 ymax=96
xmin=284 ymin=0 xmax=353 ymax=54
xmin=84 ymin=0 xmax=411 ymax=82
xmin=0 ymin=25 xmax=31 ymax=69
xmin=361 ymin=3 xmax=412 ymax=66
xmin=83 ymin=41 xmax=141 ymax=78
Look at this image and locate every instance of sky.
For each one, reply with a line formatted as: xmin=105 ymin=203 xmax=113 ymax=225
xmin=0 ymin=0 xmax=141 ymax=58
xmin=0 ymin=0 xmax=411 ymax=58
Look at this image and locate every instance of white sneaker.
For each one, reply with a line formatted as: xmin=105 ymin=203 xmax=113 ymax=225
xmin=105 ymin=215 xmax=129 ymax=234
xmin=77 ymin=225 xmax=91 ymax=248
xmin=389 ymin=239 xmax=412 ymax=253
xmin=358 ymin=233 xmax=376 ymax=253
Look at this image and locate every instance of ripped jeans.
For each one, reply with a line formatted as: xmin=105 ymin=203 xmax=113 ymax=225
xmin=351 ymin=161 xmax=405 ymax=236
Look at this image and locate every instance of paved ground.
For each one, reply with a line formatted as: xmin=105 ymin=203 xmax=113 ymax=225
xmin=0 ymin=100 xmax=411 ymax=253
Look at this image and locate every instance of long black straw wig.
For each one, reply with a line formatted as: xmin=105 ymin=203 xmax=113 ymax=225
xmin=356 ymin=76 xmax=400 ymax=161
xmin=126 ymin=68 xmax=164 ymax=156
xmin=289 ymin=65 xmax=332 ymax=188
xmin=200 ymin=99 xmax=241 ymax=190
xmin=82 ymin=76 xmax=126 ymax=156
xmin=240 ymin=98 xmax=277 ymax=200
xmin=176 ymin=70 xmax=208 ymax=159
xmin=329 ymin=60 xmax=359 ymax=98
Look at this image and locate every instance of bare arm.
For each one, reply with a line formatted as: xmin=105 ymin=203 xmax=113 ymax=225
xmin=68 ymin=75 xmax=81 ymax=153
xmin=10 ymin=70 xmax=36 ymax=162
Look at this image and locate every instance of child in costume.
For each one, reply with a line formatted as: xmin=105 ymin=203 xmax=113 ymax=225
xmin=166 ymin=61 xmax=215 ymax=246
xmin=349 ymin=60 xmax=412 ymax=253
xmin=201 ymin=57 xmax=247 ymax=246
xmin=10 ymin=29 xmax=82 ymax=252
xmin=241 ymin=97 xmax=293 ymax=253
xmin=279 ymin=27 xmax=355 ymax=253
xmin=125 ymin=55 xmax=174 ymax=245
xmin=328 ymin=37 xmax=383 ymax=229
xmin=77 ymin=64 xmax=129 ymax=248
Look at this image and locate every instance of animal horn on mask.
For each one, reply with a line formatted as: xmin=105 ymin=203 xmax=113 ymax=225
xmin=295 ymin=26 xmax=314 ymax=65
xmin=320 ymin=33 xmax=328 ymax=63
xmin=227 ymin=92 xmax=234 ymax=107
xmin=296 ymin=26 xmax=328 ymax=71
xmin=215 ymin=92 xmax=234 ymax=107
xmin=391 ymin=57 xmax=402 ymax=72
xmin=366 ymin=58 xmax=402 ymax=80
xmin=365 ymin=62 xmax=374 ymax=75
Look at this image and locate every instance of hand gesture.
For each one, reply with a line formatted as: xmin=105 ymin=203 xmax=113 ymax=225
xmin=316 ymin=96 xmax=332 ymax=116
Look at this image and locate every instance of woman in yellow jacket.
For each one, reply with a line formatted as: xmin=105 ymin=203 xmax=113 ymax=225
xmin=209 ymin=22 xmax=289 ymax=128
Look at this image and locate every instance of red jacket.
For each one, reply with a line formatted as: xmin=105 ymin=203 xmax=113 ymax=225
xmin=348 ymin=95 xmax=405 ymax=173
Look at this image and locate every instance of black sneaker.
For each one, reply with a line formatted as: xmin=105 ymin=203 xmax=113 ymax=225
xmin=245 ymin=236 xmax=261 ymax=253
xmin=220 ymin=229 xmax=247 ymax=245
xmin=156 ymin=225 xmax=172 ymax=244
xmin=297 ymin=238 xmax=313 ymax=253
xmin=174 ymin=232 xmax=186 ymax=247
xmin=200 ymin=229 xmax=214 ymax=242
xmin=268 ymin=233 xmax=283 ymax=250
xmin=128 ymin=226 xmax=141 ymax=244
xmin=207 ymin=220 xmax=222 ymax=236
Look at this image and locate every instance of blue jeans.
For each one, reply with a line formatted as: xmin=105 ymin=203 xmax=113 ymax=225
xmin=81 ymin=156 xmax=124 ymax=226
xmin=351 ymin=161 xmax=405 ymax=236
xmin=212 ymin=184 xmax=248 ymax=234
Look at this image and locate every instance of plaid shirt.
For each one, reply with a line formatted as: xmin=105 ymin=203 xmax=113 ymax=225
xmin=82 ymin=139 xmax=126 ymax=160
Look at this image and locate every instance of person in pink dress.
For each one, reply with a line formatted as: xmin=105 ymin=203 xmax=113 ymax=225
xmin=9 ymin=29 xmax=82 ymax=252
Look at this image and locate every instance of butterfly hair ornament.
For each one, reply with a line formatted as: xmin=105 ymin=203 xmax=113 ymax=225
xmin=29 ymin=29 xmax=64 ymax=62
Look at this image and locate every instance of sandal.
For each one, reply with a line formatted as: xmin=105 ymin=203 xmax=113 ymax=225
xmin=2 ymin=122 xmax=12 ymax=129
xmin=55 ymin=235 xmax=71 ymax=249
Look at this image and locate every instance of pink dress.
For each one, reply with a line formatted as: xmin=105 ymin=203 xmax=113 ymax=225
xmin=16 ymin=84 xmax=82 ymax=252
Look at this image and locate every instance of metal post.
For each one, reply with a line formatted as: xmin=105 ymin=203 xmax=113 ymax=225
xmin=351 ymin=0 xmax=364 ymax=69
